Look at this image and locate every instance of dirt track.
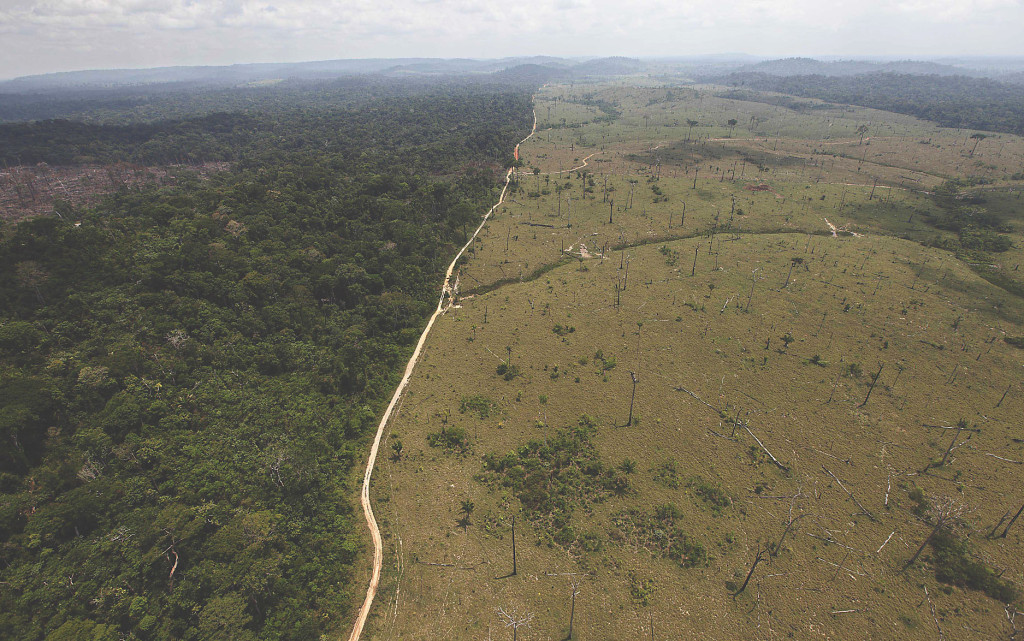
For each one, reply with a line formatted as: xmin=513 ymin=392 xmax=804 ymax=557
xmin=345 ymin=108 xmax=537 ymax=641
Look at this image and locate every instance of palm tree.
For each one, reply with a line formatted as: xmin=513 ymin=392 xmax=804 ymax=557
xmin=457 ymin=498 xmax=474 ymax=529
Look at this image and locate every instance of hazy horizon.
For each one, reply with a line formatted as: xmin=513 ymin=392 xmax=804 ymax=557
xmin=2 ymin=0 xmax=1023 ymax=81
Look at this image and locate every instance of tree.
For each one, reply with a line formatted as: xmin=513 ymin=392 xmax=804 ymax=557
xmin=904 ymin=496 xmax=965 ymax=571
xmin=686 ymin=119 xmax=698 ymax=142
xmin=457 ymin=498 xmax=474 ymax=529
xmin=732 ymin=542 xmax=771 ymax=597
xmin=782 ymin=256 xmax=803 ymax=288
xmin=567 ymin=576 xmax=582 ymax=639
xmin=498 ymin=604 xmax=534 ymax=641
xmin=969 ymin=133 xmax=988 ymax=157
xmin=626 ymin=371 xmax=639 ymax=426
xmin=727 ymin=118 xmax=738 ymax=136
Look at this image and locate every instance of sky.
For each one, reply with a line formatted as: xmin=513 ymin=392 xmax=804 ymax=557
xmin=1 ymin=0 xmax=1023 ymax=79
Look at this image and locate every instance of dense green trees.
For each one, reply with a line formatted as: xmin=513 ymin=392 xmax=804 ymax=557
xmin=716 ymin=72 xmax=1024 ymax=135
xmin=0 ymin=82 xmax=533 ymax=639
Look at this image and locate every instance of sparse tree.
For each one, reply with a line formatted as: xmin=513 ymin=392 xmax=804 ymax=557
xmin=733 ymin=542 xmax=771 ymax=597
xmin=969 ymin=133 xmax=988 ymax=157
xmin=686 ymin=119 xmax=698 ymax=142
xmin=904 ymin=496 xmax=965 ymax=571
xmin=497 ymin=604 xmax=534 ymax=641
xmin=626 ymin=371 xmax=639 ymax=426
xmin=782 ymin=256 xmax=803 ymax=288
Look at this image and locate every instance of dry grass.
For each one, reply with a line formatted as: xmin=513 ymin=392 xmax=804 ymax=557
xmin=364 ymin=83 xmax=1024 ymax=641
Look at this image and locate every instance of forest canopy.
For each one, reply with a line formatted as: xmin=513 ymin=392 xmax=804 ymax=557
xmin=713 ymin=72 xmax=1024 ymax=135
xmin=0 ymin=79 xmax=534 ymax=640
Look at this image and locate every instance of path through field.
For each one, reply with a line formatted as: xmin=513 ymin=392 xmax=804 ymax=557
xmin=345 ymin=108 xmax=537 ymax=641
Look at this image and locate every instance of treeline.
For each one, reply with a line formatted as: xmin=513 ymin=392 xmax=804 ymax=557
xmin=0 ymin=83 xmax=533 ymax=640
xmin=0 ymin=85 xmax=530 ymax=167
xmin=0 ymin=74 xmax=543 ymax=126
xmin=714 ymin=72 xmax=1024 ymax=135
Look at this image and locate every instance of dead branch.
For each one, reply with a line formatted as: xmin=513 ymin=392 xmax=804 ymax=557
xmin=822 ymin=465 xmax=877 ymax=521
xmin=745 ymin=425 xmax=790 ymax=472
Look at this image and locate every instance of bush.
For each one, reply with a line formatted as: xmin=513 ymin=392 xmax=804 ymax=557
xmin=426 ymin=426 xmax=471 ymax=454
xmin=459 ymin=395 xmax=495 ymax=418
xmin=931 ymin=529 xmax=1019 ymax=603
xmin=495 ymin=362 xmax=521 ymax=381
xmin=653 ymin=459 xmax=680 ymax=488
xmin=688 ymin=477 xmax=731 ymax=515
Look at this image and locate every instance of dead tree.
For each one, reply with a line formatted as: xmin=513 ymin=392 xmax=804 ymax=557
xmin=782 ymin=256 xmax=803 ymax=289
xmin=922 ymin=419 xmax=969 ymax=472
xmin=904 ymin=496 xmax=964 ymax=571
xmin=511 ymin=514 xmax=518 ymax=575
xmin=997 ymin=383 xmax=1011 ymax=408
xmin=498 ymin=605 xmax=534 ymax=641
xmin=733 ymin=543 xmax=771 ymax=597
xmin=567 ymin=576 xmax=581 ymax=639
xmin=858 ymin=363 xmax=884 ymax=407
xmin=626 ymin=371 xmax=638 ymax=426
xmin=999 ymin=503 xmax=1024 ymax=539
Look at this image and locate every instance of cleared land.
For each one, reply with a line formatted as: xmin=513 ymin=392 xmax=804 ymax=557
xmin=366 ymin=83 xmax=1024 ymax=640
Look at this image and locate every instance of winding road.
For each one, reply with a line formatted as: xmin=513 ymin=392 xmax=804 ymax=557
xmin=345 ymin=108 xmax=537 ymax=641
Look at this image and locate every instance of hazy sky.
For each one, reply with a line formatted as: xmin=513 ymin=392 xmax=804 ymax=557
xmin=1 ymin=0 xmax=1023 ymax=79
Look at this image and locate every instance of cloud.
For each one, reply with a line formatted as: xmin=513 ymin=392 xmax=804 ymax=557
xmin=1 ymin=0 xmax=1022 ymax=78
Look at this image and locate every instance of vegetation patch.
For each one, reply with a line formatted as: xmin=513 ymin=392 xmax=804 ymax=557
xmin=479 ymin=418 xmax=629 ymax=544
xmin=611 ymin=504 xmax=708 ymax=568
xmin=652 ymin=458 xmax=681 ymax=488
xmin=427 ymin=426 xmax=472 ymax=455
xmin=930 ymin=529 xmax=1019 ymax=603
xmin=688 ymin=476 xmax=732 ymax=515
xmin=459 ymin=394 xmax=497 ymax=419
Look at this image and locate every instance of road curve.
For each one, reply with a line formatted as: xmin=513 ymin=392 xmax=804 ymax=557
xmin=346 ymin=108 xmax=537 ymax=641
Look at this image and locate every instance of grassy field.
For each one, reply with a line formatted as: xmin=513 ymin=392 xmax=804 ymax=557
xmin=363 ymin=83 xmax=1024 ymax=640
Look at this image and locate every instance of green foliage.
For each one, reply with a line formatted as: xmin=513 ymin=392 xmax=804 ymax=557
xmin=659 ymin=245 xmax=679 ymax=266
xmin=930 ymin=529 xmax=1019 ymax=603
xmin=717 ymin=73 xmax=1024 ymax=135
xmin=908 ymin=487 xmax=932 ymax=518
xmin=552 ymin=323 xmax=576 ymax=336
xmin=628 ymin=572 xmax=657 ymax=606
xmin=0 ymin=80 xmax=534 ymax=640
xmin=613 ymin=506 xmax=708 ymax=569
xmin=427 ymin=426 xmax=472 ymax=455
xmin=459 ymin=395 xmax=497 ymax=419
xmin=495 ymin=362 xmax=522 ymax=381
xmin=688 ymin=476 xmax=732 ymax=515
xmin=652 ymin=459 xmax=681 ymax=488
xmin=479 ymin=420 xmax=629 ymax=546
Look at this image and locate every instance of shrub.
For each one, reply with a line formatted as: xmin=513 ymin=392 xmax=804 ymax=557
xmin=653 ymin=459 xmax=680 ymax=488
xmin=459 ymin=395 xmax=495 ymax=419
xmin=688 ymin=476 xmax=731 ymax=515
xmin=426 ymin=426 xmax=471 ymax=454
xmin=495 ymin=362 xmax=521 ymax=381
xmin=931 ymin=529 xmax=1019 ymax=603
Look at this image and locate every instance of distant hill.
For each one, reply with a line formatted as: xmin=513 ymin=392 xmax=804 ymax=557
xmin=713 ymin=71 xmax=1024 ymax=135
xmin=723 ymin=57 xmax=981 ymax=78
xmin=0 ymin=56 xmax=642 ymax=95
xmin=571 ymin=56 xmax=648 ymax=77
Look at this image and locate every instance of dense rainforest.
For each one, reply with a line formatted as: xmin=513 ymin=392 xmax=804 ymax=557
xmin=0 ymin=80 xmax=533 ymax=640
xmin=713 ymin=72 xmax=1024 ymax=135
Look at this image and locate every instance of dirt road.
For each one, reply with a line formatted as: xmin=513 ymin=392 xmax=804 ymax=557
xmin=345 ymin=109 xmax=537 ymax=641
